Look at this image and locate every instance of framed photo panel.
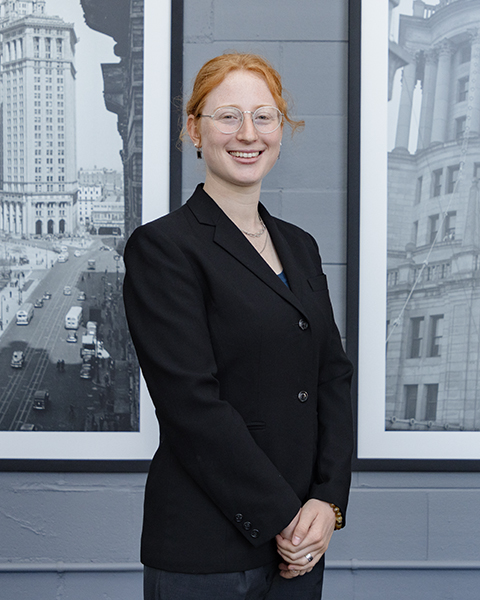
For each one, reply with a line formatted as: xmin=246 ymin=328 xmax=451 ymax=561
xmin=349 ymin=0 xmax=480 ymax=469
xmin=0 ymin=0 xmax=183 ymax=470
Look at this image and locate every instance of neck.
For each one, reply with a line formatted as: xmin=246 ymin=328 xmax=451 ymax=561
xmin=203 ymin=175 xmax=262 ymax=231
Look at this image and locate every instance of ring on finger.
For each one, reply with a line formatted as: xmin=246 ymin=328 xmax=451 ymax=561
xmin=305 ymin=553 xmax=313 ymax=563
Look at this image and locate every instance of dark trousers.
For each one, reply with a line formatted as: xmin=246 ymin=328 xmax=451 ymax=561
xmin=144 ymin=556 xmax=324 ymax=600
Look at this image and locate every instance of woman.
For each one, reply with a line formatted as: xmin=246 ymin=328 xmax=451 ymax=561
xmin=123 ymin=52 xmax=353 ymax=600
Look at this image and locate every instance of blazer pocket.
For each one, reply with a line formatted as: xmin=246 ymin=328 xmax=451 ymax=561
xmin=308 ymin=273 xmax=328 ymax=292
xmin=246 ymin=421 xmax=266 ymax=431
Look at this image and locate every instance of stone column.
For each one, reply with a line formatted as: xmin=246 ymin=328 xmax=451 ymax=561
xmin=431 ymin=39 xmax=454 ymax=144
xmin=468 ymin=29 xmax=480 ymax=136
xmin=6 ymin=202 xmax=11 ymax=233
xmin=417 ymin=49 xmax=437 ymax=150
xmin=13 ymin=202 xmax=18 ymax=235
xmin=19 ymin=201 xmax=25 ymax=236
xmin=395 ymin=59 xmax=417 ymax=150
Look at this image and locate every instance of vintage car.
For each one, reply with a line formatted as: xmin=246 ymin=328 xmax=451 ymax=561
xmin=80 ymin=363 xmax=93 ymax=379
xmin=67 ymin=331 xmax=78 ymax=343
xmin=32 ymin=390 xmax=49 ymax=410
xmin=11 ymin=351 xmax=25 ymax=368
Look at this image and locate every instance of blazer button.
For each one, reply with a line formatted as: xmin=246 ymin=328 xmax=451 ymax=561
xmin=235 ymin=513 xmax=243 ymax=523
xmin=298 ymin=391 xmax=309 ymax=403
xmin=298 ymin=319 xmax=309 ymax=330
xmin=243 ymin=521 xmax=252 ymax=531
xmin=251 ymin=529 xmax=259 ymax=538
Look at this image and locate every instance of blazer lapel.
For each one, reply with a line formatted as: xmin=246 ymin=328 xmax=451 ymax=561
xmin=187 ymin=185 xmax=310 ymax=317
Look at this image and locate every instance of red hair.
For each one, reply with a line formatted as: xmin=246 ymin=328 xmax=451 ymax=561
xmin=185 ymin=52 xmax=304 ymax=134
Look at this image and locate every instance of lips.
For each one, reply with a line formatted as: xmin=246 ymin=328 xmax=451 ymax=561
xmin=228 ymin=151 xmax=262 ymax=158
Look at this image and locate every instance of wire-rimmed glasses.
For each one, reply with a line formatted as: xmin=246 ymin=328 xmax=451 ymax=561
xmin=199 ymin=106 xmax=283 ymax=134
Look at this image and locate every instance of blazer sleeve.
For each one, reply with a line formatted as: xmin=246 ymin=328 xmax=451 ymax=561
xmin=306 ymin=235 xmax=354 ymax=525
xmin=123 ymin=224 xmax=302 ymax=547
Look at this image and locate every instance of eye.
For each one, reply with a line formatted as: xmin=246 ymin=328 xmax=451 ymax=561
xmin=215 ymin=108 xmax=241 ymax=122
xmin=254 ymin=108 xmax=277 ymax=124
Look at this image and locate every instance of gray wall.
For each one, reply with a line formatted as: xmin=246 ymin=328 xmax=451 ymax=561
xmin=1 ymin=1 xmax=479 ymax=598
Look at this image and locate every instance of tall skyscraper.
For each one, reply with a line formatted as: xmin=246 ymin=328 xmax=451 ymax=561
xmin=0 ymin=0 xmax=77 ymax=236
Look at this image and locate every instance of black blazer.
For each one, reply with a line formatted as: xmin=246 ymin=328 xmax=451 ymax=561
xmin=123 ymin=184 xmax=353 ymax=574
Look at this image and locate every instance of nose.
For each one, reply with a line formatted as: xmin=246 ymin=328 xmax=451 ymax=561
xmin=236 ymin=112 xmax=258 ymax=141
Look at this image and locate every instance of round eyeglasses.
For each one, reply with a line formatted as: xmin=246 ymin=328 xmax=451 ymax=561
xmin=199 ymin=106 xmax=283 ymax=134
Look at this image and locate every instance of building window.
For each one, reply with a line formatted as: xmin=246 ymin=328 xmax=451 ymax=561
xmin=456 ymin=116 xmax=467 ymax=138
xmin=415 ymin=176 xmax=423 ymax=204
xmin=444 ymin=211 xmax=456 ymax=241
xmin=424 ymin=384 xmax=438 ymax=421
xmin=429 ymin=214 xmax=440 ymax=245
xmin=447 ymin=165 xmax=460 ymax=194
xmin=458 ymin=77 xmax=469 ymax=102
xmin=412 ymin=221 xmax=418 ymax=247
xmin=409 ymin=317 xmax=424 ymax=358
xmin=432 ymin=169 xmax=442 ymax=197
xmin=404 ymin=385 xmax=418 ymax=420
xmin=428 ymin=315 xmax=444 ymax=357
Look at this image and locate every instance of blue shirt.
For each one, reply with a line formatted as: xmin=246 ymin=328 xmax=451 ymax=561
xmin=277 ymin=271 xmax=289 ymax=288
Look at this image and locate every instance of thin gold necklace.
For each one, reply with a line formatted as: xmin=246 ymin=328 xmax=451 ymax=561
xmin=239 ymin=214 xmax=266 ymax=238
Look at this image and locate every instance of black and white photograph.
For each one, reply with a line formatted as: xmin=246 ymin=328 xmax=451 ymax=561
xmin=0 ymin=0 xmax=171 ymax=462
xmin=356 ymin=0 xmax=480 ymax=463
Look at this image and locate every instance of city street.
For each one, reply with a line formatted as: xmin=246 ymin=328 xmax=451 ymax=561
xmin=0 ymin=235 xmax=137 ymax=432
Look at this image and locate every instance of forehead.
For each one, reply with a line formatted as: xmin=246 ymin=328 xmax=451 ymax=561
xmin=204 ymin=70 xmax=277 ymax=110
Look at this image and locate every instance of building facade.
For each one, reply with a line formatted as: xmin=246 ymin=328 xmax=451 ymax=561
xmin=80 ymin=0 xmax=143 ymax=239
xmin=77 ymin=167 xmax=124 ymax=233
xmin=0 ymin=0 xmax=77 ymax=236
xmin=387 ymin=0 xmax=480 ymax=432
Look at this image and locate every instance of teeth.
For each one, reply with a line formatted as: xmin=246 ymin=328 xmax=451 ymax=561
xmin=229 ymin=151 xmax=260 ymax=158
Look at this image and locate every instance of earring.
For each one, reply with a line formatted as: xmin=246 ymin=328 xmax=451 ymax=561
xmin=277 ymin=142 xmax=282 ymax=160
xmin=195 ymin=144 xmax=202 ymax=160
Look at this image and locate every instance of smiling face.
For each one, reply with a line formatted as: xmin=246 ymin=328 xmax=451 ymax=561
xmin=187 ymin=70 xmax=283 ymax=196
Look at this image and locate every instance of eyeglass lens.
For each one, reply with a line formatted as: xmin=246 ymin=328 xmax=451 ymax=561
xmin=212 ymin=107 xmax=282 ymax=133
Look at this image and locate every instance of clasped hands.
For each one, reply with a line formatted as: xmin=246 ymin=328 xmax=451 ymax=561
xmin=275 ymin=499 xmax=335 ymax=579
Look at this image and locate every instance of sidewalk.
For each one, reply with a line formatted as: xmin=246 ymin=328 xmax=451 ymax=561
xmin=0 ymin=271 xmax=41 ymax=336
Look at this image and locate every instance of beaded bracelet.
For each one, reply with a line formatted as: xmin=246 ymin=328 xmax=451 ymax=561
xmin=330 ymin=503 xmax=343 ymax=530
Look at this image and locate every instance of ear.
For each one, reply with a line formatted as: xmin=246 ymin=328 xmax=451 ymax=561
xmin=187 ymin=114 xmax=201 ymax=147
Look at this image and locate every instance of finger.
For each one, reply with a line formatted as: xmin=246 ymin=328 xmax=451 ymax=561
xmin=279 ymin=562 xmax=314 ymax=579
xmin=276 ymin=540 xmax=324 ymax=562
xmin=278 ymin=563 xmax=300 ymax=579
xmin=280 ymin=570 xmax=299 ymax=579
xmin=286 ymin=551 xmax=324 ymax=571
